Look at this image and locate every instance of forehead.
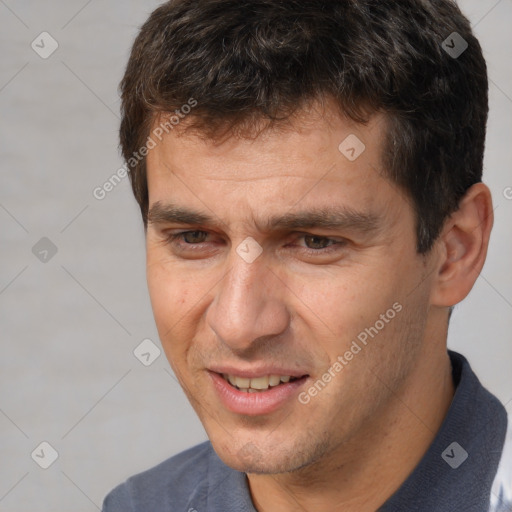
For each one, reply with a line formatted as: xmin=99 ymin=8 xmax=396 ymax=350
xmin=148 ymin=106 xmax=385 ymax=177
xmin=144 ymin=107 xmax=405 ymax=232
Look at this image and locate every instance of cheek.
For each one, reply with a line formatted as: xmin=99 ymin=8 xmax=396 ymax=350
xmin=292 ymin=268 xmax=392 ymax=334
xmin=146 ymin=264 xmax=198 ymax=387
xmin=147 ymin=265 xmax=178 ymax=321
xmin=146 ymin=251 xmax=195 ymax=349
xmin=289 ymin=259 xmax=418 ymax=376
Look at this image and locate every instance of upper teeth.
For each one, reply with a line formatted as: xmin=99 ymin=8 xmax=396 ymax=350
xmin=224 ymin=374 xmax=293 ymax=391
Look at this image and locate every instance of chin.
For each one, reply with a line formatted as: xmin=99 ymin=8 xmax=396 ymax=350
xmin=210 ymin=435 xmax=318 ymax=475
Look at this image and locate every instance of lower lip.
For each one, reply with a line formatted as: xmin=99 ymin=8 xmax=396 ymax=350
xmin=209 ymin=371 xmax=308 ymax=416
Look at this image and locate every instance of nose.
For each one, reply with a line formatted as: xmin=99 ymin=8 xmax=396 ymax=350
xmin=205 ymin=249 xmax=289 ymax=354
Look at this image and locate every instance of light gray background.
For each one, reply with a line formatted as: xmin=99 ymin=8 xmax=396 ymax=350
xmin=0 ymin=1 xmax=511 ymax=510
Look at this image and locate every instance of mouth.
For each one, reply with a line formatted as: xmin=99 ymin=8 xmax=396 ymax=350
xmin=208 ymin=370 xmax=310 ymax=415
xmin=221 ymin=373 xmax=304 ymax=392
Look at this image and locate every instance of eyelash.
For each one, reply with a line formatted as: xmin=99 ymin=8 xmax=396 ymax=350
xmin=164 ymin=230 xmax=346 ymax=255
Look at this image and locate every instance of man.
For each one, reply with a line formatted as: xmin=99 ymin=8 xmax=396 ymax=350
xmin=103 ymin=0 xmax=511 ymax=510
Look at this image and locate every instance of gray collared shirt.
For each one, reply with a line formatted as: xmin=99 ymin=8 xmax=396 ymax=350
xmin=102 ymin=351 xmax=510 ymax=511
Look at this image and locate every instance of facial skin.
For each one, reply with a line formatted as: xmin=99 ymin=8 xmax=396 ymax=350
xmin=145 ymin=101 xmax=493 ymax=511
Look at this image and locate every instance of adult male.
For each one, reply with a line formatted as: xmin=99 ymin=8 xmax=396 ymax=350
xmin=103 ymin=0 xmax=511 ymax=510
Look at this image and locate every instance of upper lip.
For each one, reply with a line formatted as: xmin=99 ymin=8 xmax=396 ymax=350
xmin=208 ymin=365 xmax=309 ymax=379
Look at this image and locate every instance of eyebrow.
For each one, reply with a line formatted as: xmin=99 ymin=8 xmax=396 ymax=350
xmin=147 ymin=201 xmax=381 ymax=235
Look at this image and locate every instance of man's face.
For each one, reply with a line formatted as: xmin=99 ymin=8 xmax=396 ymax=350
xmin=145 ymin=106 xmax=437 ymax=474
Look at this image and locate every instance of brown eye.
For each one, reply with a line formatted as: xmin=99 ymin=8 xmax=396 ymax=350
xmin=303 ymin=235 xmax=334 ymax=250
xmin=182 ymin=231 xmax=208 ymax=243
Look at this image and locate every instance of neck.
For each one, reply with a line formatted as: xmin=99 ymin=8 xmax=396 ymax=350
xmin=246 ymin=341 xmax=455 ymax=512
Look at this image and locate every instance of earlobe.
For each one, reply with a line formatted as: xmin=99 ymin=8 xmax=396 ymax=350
xmin=431 ymin=183 xmax=494 ymax=307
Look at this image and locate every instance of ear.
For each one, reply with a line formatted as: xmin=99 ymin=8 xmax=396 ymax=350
xmin=430 ymin=183 xmax=494 ymax=307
